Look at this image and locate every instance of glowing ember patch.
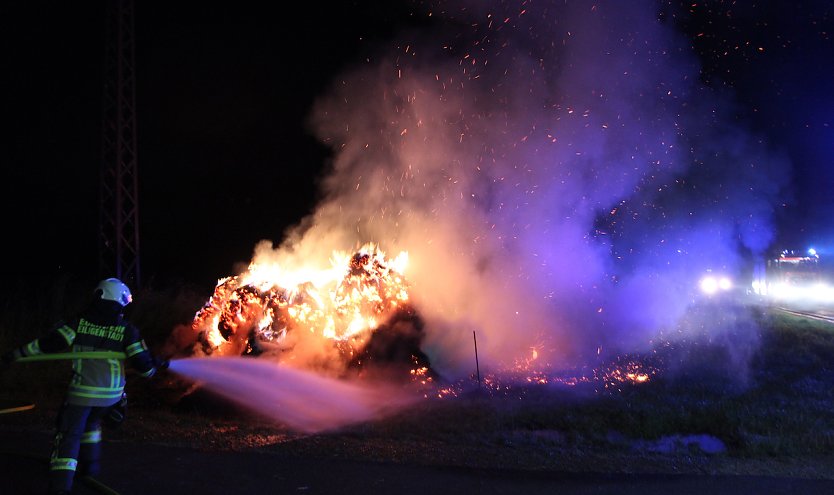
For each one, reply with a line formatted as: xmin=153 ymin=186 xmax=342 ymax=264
xmin=429 ymin=356 xmax=658 ymax=400
xmin=627 ymin=373 xmax=650 ymax=383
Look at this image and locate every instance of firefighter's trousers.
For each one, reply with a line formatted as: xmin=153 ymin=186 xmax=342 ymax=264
xmin=48 ymin=402 xmax=108 ymax=493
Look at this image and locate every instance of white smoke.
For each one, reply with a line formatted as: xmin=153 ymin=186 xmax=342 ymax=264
xmin=253 ymin=1 xmax=790 ymax=379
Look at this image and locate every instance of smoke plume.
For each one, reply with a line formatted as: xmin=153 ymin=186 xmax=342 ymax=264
xmin=254 ymin=1 xmax=790 ymax=379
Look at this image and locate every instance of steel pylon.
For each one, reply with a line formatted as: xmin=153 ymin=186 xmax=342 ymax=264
xmin=99 ymin=0 xmax=140 ymax=287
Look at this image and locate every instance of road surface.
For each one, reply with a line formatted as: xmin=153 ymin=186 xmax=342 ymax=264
xmin=2 ymin=429 xmax=833 ymax=495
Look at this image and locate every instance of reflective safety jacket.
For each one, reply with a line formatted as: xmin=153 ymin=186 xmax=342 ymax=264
xmin=12 ymin=300 xmax=157 ymax=407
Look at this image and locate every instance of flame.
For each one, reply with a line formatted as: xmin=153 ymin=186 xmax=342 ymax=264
xmin=187 ymin=242 xmax=658 ymax=397
xmin=190 ymin=243 xmax=411 ymax=367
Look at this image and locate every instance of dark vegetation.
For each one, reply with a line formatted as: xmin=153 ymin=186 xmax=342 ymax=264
xmin=2 ymin=279 xmax=834 ymax=479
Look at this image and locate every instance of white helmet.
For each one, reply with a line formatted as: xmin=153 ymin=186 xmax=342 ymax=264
xmin=96 ymin=278 xmax=133 ymax=307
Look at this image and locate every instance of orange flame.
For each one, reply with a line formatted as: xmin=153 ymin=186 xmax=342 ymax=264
xmin=191 ymin=243 xmax=410 ymax=365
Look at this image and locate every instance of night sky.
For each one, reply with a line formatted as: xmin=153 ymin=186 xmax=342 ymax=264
xmin=1 ymin=1 xmax=422 ymax=290
xmin=1 ymin=1 xmax=832 ymax=297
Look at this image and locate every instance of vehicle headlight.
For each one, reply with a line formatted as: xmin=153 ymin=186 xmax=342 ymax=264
xmin=700 ymin=276 xmax=719 ymax=295
xmin=699 ymin=274 xmax=732 ymax=295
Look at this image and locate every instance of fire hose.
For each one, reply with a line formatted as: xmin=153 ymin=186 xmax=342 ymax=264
xmin=0 ymin=403 xmax=35 ymax=414
xmin=16 ymin=351 xmax=170 ymax=371
xmin=4 ymin=351 xmax=168 ymax=421
xmin=1 ymin=349 xmax=169 ymax=420
xmin=16 ymin=351 xmax=127 ymax=362
xmin=1 ymin=351 xmax=127 ymax=494
xmin=1 ymin=353 xmax=126 ymax=416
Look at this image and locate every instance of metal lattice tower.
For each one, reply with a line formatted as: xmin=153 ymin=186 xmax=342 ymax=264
xmin=99 ymin=0 xmax=141 ymax=287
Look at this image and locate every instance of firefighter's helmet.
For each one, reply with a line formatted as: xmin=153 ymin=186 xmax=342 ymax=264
xmin=96 ymin=278 xmax=133 ymax=307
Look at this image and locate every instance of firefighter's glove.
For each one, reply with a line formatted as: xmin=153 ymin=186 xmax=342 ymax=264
xmin=105 ymin=393 xmax=128 ymax=428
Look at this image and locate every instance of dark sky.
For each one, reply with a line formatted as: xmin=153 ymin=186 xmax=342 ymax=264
xmin=1 ymin=1 xmax=423 ymax=291
xmin=1 ymin=1 xmax=832 ymax=294
xmin=678 ymin=1 xmax=833 ymax=251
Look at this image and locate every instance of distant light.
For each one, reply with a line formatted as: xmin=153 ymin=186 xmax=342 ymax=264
xmin=751 ymin=279 xmax=768 ymax=295
xmin=700 ymin=273 xmax=733 ymax=295
xmin=814 ymin=284 xmax=834 ymax=303
xmin=770 ymin=283 xmax=786 ymax=297
xmin=808 ymin=248 xmax=817 ymax=256
xmin=700 ymin=276 xmax=719 ymax=295
xmin=769 ymin=283 xmax=834 ymax=303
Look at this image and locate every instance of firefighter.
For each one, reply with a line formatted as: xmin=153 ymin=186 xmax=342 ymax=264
xmin=0 ymin=278 xmax=167 ymax=494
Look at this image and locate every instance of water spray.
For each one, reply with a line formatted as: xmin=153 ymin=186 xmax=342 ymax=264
xmin=167 ymin=357 xmax=418 ymax=433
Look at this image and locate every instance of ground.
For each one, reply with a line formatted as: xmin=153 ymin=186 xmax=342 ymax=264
xmin=3 ymin=368 xmax=834 ymax=494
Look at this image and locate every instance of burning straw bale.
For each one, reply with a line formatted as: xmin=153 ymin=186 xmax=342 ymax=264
xmin=164 ymin=245 xmax=434 ymax=380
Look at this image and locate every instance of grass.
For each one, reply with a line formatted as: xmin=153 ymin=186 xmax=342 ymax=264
xmin=467 ymin=309 xmax=834 ymax=458
xmin=3 ymin=283 xmax=834 ymax=478
xmin=310 ymin=304 xmax=834 ymax=476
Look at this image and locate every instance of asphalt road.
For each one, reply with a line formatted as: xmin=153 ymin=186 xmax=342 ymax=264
xmin=2 ymin=429 xmax=834 ymax=495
